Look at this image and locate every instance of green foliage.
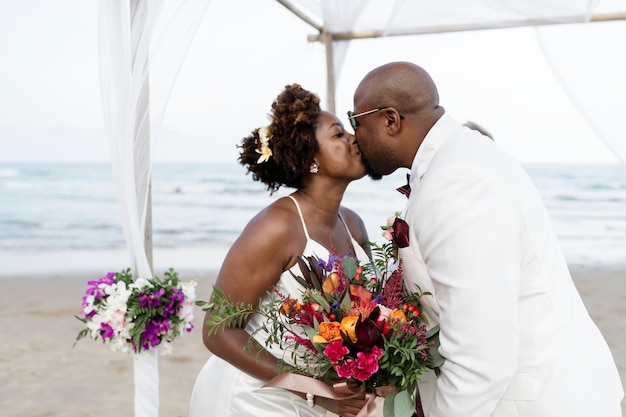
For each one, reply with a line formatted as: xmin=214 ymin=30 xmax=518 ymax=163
xmin=426 ymin=325 xmax=445 ymax=372
xmin=307 ymin=292 xmax=331 ymax=312
xmin=341 ymin=256 xmax=358 ymax=280
xmin=364 ymin=240 xmax=396 ymax=280
xmin=391 ymin=389 xmax=416 ymax=417
xmin=376 ymin=336 xmax=424 ymax=390
xmin=73 ymin=326 xmax=89 ymax=347
xmin=291 ymin=256 xmax=324 ymax=291
xmin=115 ymin=268 xmax=134 ymax=286
xmin=197 ymin=287 xmax=257 ymax=337
xmin=383 ymin=392 xmax=396 ymax=417
xmin=383 ymin=390 xmax=418 ymax=417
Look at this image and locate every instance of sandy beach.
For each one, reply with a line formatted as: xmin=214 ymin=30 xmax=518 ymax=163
xmin=1 ymin=261 xmax=624 ymax=417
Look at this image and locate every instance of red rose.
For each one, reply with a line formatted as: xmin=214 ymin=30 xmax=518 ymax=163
xmin=392 ymin=217 xmax=410 ymax=248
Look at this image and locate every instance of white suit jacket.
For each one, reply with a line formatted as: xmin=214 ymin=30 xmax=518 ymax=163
xmin=400 ymin=114 xmax=623 ymax=417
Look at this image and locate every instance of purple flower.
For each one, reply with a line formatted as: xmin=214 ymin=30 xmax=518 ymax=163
xmin=138 ymin=288 xmax=165 ymax=308
xmin=317 ymin=258 xmax=330 ymax=271
xmin=99 ymin=323 xmax=115 ymax=340
xmin=80 ymin=300 xmax=96 ymax=318
xmin=85 ymin=272 xmax=117 ymax=299
xmin=137 ymin=318 xmax=171 ymax=351
xmin=163 ymin=287 xmax=184 ymax=316
xmin=318 ymin=253 xmax=341 ymax=272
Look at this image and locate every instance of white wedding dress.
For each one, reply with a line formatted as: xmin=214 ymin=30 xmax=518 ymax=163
xmin=189 ymin=196 xmax=370 ymax=417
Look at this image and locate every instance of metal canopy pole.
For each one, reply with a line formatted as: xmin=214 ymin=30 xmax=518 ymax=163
xmin=274 ymin=0 xmax=337 ymax=111
xmin=321 ymin=26 xmax=336 ymax=113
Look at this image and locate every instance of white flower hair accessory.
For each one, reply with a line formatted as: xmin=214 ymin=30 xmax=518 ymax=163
xmin=256 ymin=126 xmax=273 ymax=163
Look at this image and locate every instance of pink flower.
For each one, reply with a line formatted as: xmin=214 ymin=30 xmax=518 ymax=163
xmin=324 ymin=340 xmax=350 ymax=363
xmin=352 ymin=351 xmax=380 ymax=381
xmin=335 ymin=359 xmax=356 ymax=379
xmin=110 ymin=309 xmax=126 ymax=332
xmin=382 ymin=228 xmax=394 ymax=241
xmin=377 ymin=305 xmax=392 ymax=322
xmin=370 ymin=346 xmax=384 ymax=360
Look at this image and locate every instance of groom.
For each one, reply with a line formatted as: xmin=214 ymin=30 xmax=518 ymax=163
xmin=349 ymin=61 xmax=624 ymax=416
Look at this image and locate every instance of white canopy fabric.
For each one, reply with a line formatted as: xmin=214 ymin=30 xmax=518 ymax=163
xmin=278 ymin=0 xmax=625 ymax=162
xmin=536 ymin=22 xmax=626 ymax=163
xmin=281 ymin=0 xmax=596 ymax=86
xmin=98 ymin=1 xmax=211 ymax=416
xmin=288 ymin=0 xmax=598 ymax=35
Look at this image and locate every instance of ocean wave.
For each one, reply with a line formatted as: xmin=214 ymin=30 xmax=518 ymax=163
xmin=2 ymin=162 xmax=626 ymax=265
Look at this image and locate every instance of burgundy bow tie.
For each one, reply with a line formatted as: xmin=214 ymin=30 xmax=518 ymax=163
xmin=396 ymin=173 xmax=411 ymax=198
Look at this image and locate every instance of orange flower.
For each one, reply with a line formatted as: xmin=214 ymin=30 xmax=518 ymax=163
xmin=322 ymin=272 xmax=341 ymax=295
xmin=279 ymin=299 xmax=301 ymax=316
xmin=312 ymin=321 xmax=343 ymax=344
xmin=389 ymin=309 xmax=407 ymax=325
xmin=348 ymin=285 xmax=375 ymax=319
xmin=349 ymin=284 xmax=373 ymax=303
xmin=340 ymin=315 xmax=359 ymax=343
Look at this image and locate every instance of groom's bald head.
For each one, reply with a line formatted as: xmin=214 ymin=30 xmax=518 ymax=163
xmin=354 ymin=61 xmax=441 ymax=116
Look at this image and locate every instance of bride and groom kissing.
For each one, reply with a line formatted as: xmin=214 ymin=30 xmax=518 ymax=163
xmin=189 ymin=62 xmax=624 ymax=417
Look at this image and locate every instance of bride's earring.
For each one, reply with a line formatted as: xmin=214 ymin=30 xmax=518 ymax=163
xmin=309 ymin=162 xmax=319 ymax=174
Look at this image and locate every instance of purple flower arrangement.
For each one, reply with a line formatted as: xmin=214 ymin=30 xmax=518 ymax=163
xmin=75 ymin=268 xmax=196 ymax=354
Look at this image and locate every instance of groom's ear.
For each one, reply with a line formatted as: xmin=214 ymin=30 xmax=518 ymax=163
xmin=383 ymin=108 xmax=403 ymax=135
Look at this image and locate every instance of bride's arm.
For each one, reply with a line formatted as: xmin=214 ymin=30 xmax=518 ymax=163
xmin=202 ymin=203 xmax=301 ymax=381
xmin=203 ymin=201 xmax=370 ymax=417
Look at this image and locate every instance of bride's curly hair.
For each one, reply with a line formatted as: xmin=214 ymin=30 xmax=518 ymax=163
xmin=239 ymin=83 xmax=321 ymax=194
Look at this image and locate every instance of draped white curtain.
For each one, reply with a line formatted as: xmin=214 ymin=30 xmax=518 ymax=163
xmin=286 ymin=0 xmax=624 ymax=163
xmin=290 ymin=0 xmax=598 ymax=77
xmin=98 ymin=1 xmax=211 ymax=416
xmin=536 ymin=21 xmax=626 ymax=163
xmin=290 ymin=0 xmax=597 ymax=33
xmin=319 ymin=1 xmax=366 ymax=86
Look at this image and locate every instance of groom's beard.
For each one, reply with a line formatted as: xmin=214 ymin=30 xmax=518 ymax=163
xmin=361 ymin=154 xmax=383 ymax=181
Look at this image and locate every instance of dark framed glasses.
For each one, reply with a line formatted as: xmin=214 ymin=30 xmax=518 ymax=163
xmin=346 ymin=107 xmax=404 ymax=131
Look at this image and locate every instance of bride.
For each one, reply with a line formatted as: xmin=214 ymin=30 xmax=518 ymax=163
xmin=189 ymin=84 xmax=370 ymax=417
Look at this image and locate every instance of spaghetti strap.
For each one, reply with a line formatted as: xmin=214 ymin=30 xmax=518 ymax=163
xmin=337 ymin=213 xmax=352 ymax=238
xmin=338 ymin=212 xmax=362 ymax=252
xmin=287 ymin=195 xmax=360 ymax=254
xmin=287 ymin=195 xmax=311 ymax=240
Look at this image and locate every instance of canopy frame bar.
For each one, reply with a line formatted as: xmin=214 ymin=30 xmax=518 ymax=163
xmin=307 ymin=12 xmax=626 ymax=42
xmin=273 ymin=2 xmax=626 ymax=113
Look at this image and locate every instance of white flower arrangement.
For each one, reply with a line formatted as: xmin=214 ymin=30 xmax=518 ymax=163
xmin=75 ymin=268 xmax=196 ymax=354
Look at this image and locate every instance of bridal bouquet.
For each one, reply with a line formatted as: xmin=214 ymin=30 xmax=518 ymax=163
xmin=201 ymin=238 xmax=441 ymax=417
xmin=75 ymin=268 xmax=196 ymax=354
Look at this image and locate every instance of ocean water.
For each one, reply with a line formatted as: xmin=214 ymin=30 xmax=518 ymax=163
xmin=1 ymin=162 xmax=625 ymax=268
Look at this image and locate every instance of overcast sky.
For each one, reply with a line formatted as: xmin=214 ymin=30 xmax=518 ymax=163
xmin=1 ymin=0 xmax=625 ymax=164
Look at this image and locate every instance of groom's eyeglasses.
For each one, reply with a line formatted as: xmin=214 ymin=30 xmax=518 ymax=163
xmin=347 ymin=107 xmax=404 ymax=131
